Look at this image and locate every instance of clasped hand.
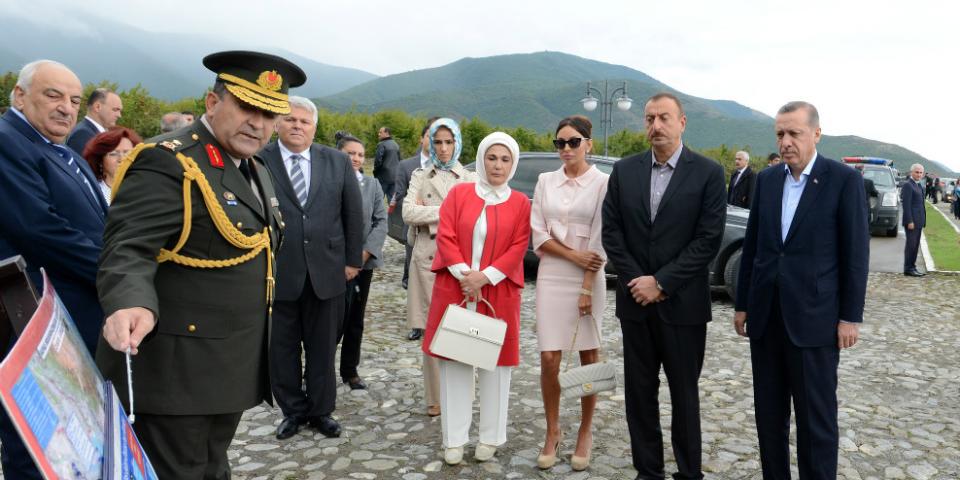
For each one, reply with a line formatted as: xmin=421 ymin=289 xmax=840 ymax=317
xmin=569 ymin=250 xmax=603 ymax=272
xmin=459 ymin=270 xmax=490 ymax=299
xmin=628 ymin=275 xmax=665 ymax=306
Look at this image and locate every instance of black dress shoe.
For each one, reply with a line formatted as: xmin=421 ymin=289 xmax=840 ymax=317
xmin=276 ymin=416 xmax=306 ymax=440
xmin=310 ymin=415 xmax=342 ymax=438
xmin=407 ymin=328 xmax=423 ymax=341
xmin=344 ymin=377 xmax=367 ymax=390
xmin=904 ymin=269 xmax=926 ymax=277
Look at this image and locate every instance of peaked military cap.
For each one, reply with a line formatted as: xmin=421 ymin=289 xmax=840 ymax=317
xmin=203 ymin=50 xmax=307 ymax=115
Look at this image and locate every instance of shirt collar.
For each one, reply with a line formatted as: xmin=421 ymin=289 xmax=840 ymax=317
xmin=85 ymin=116 xmax=106 ymax=133
xmin=420 ymin=151 xmax=431 ymax=169
xmin=783 ymin=150 xmax=818 ymax=179
xmin=652 ymin=143 xmax=683 ymax=169
xmin=10 ymin=107 xmax=56 ymax=144
xmin=278 ymin=140 xmax=311 ymax=162
xmin=553 ymin=164 xmax=598 ymax=188
xmin=355 ymin=170 xmax=364 ymax=183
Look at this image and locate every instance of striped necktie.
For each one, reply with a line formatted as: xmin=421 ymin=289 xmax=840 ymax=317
xmin=288 ymin=154 xmax=308 ymax=207
xmin=51 ymin=144 xmax=99 ymax=203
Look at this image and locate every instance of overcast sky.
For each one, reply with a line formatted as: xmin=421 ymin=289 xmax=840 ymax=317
xmin=8 ymin=0 xmax=958 ymax=171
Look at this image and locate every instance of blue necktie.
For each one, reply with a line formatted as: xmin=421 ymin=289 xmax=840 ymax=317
xmin=51 ymin=144 xmax=99 ymax=203
xmin=288 ymin=154 xmax=308 ymax=207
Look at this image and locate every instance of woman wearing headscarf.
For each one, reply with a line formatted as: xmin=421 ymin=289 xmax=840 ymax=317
xmin=335 ymin=132 xmax=388 ymax=390
xmin=422 ymin=131 xmax=531 ymax=465
xmin=530 ymin=115 xmax=609 ymax=471
xmin=403 ymin=118 xmax=477 ymax=418
xmin=83 ymin=126 xmax=143 ymax=204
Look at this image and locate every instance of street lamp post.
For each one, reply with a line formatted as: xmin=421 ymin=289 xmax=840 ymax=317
xmin=580 ymin=80 xmax=633 ymax=157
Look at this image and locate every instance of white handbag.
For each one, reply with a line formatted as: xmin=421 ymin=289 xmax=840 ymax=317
xmin=558 ymin=314 xmax=618 ymax=399
xmin=429 ymin=297 xmax=507 ymax=371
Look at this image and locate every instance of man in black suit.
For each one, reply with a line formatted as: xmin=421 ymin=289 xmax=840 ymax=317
xmin=727 ymin=150 xmax=756 ymax=208
xmin=261 ymin=95 xmax=363 ymax=440
xmin=66 ymin=88 xmax=122 ymax=153
xmin=901 ymin=163 xmax=926 ymax=277
xmin=392 ymin=117 xmax=437 ymax=339
xmin=735 ymin=101 xmax=869 ymax=479
xmin=374 ymin=126 xmax=401 ymax=201
xmin=602 ymin=93 xmax=726 ymax=480
xmin=0 ymin=59 xmax=107 ymax=480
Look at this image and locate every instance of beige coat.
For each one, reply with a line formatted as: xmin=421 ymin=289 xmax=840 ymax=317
xmin=402 ymin=163 xmax=476 ymax=329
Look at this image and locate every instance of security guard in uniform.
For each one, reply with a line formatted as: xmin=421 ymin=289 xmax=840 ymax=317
xmin=95 ymin=51 xmax=304 ymax=479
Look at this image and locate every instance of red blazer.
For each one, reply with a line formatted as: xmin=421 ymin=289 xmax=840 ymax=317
xmin=422 ymin=183 xmax=531 ymax=366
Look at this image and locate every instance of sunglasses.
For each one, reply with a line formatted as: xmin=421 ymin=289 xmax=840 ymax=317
xmin=553 ymin=137 xmax=588 ymax=150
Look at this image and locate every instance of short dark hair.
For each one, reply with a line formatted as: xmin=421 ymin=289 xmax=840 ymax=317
xmin=87 ymin=88 xmax=111 ymax=107
xmin=646 ymin=92 xmax=684 ymax=116
xmin=777 ymin=101 xmax=819 ymax=127
xmin=335 ymin=130 xmax=363 ymax=150
xmin=556 ymin=115 xmax=592 ymax=138
xmin=421 ymin=116 xmax=441 ymax=137
xmin=181 ymin=110 xmax=195 ymax=117
xmin=767 ymin=152 xmax=781 ymax=161
xmin=212 ymin=80 xmax=227 ymax=98
xmin=380 ymin=126 xmax=391 ymax=136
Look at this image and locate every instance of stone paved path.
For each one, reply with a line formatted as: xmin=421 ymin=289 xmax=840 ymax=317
xmin=224 ymin=239 xmax=959 ymax=480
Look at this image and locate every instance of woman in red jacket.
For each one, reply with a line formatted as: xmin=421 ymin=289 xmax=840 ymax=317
xmin=422 ymin=132 xmax=531 ymax=466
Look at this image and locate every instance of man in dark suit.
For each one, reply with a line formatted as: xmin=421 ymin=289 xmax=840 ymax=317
xmin=66 ymin=87 xmax=122 ymax=154
xmin=96 ymin=51 xmax=296 ymax=479
xmin=602 ymin=93 xmax=726 ymax=480
xmin=374 ymin=126 xmax=401 ymax=201
xmin=261 ymin=95 xmax=364 ymax=441
xmin=901 ymin=163 xmax=926 ymax=277
xmin=734 ymin=101 xmax=869 ymax=480
xmin=727 ymin=150 xmax=756 ymax=208
xmin=0 ymin=59 xmax=107 ymax=480
xmin=392 ymin=117 xmax=437 ymax=339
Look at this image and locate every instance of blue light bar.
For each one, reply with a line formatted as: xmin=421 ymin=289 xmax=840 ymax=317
xmin=843 ymin=156 xmax=893 ymax=166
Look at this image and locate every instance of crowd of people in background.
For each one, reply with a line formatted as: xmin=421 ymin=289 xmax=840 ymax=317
xmin=4 ymin=50 xmax=931 ymax=480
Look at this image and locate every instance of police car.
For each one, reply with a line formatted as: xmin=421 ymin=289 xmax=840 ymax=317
xmin=843 ymin=156 xmax=901 ymax=237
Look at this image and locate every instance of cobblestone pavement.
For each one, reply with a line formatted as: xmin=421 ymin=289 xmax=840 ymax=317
xmin=221 ymin=239 xmax=959 ymax=480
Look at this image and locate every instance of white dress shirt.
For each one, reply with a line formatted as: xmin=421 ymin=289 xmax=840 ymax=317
xmin=85 ymin=116 xmax=106 ymax=133
xmin=781 ymin=151 xmax=817 ymax=243
xmin=279 ymin=141 xmax=312 ymax=193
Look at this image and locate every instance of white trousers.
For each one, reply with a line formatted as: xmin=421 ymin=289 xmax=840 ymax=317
xmin=438 ymin=360 xmax=512 ymax=448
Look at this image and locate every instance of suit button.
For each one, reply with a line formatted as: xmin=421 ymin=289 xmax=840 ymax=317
xmin=428 ymin=255 xmax=434 ymax=260
xmin=302 ymin=214 xmax=307 ymax=220
xmin=187 ymin=324 xmax=196 ymax=332
xmin=304 ymin=239 xmax=310 ymax=244
xmin=236 ymin=222 xmax=243 ymax=228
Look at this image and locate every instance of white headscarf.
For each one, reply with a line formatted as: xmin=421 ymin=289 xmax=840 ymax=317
xmin=474 ymin=131 xmax=520 ymax=206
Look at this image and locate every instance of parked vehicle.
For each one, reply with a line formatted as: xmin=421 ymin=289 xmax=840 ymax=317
xmin=843 ymin=156 xmax=901 ymax=237
xmin=388 ymin=152 xmax=750 ymax=298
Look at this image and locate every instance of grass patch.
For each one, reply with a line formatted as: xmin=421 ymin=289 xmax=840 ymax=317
xmin=923 ymin=202 xmax=960 ymax=271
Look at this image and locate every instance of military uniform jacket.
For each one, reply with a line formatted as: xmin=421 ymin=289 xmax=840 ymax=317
xmin=96 ymin=121 xmax=283 ymax=416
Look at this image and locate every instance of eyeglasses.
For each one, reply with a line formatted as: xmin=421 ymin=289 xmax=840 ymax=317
xmin=105 ymin=150 xmax=131 ymax=159
xmin=553 ymin=137 xmax=588 ymax=150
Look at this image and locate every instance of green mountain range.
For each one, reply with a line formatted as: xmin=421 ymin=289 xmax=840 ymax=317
xmin=319 ymin=52 xmax=956 ymax=176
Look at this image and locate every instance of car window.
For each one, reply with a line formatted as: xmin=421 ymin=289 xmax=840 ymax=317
xmin=512 ymin=156 xmax=561 ymax=198
xmin=863 ymin=167 xmax=895 ymax=187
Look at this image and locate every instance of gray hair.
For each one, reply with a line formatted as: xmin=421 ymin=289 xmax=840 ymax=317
xmin=910 ymin=163 xmax=924 ymax=172
xmin=735 ymin=150 xmax=750 ymax=161
xmin=15 ymin=59 xmax=72 ymax=93
xmin=160 ymin=112 xmax=186 ymax=133
xmin=777 ymin=101 xmax=819 ymax=127
xmin=286 ymin=95 xmax=318 ymax=124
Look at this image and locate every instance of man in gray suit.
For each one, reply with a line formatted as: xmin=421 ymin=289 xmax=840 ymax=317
xmin=391 ymin=117 xmax=438 ymax=340
xmin=375 ymin=126 xmax=401 ymax=201
xmin=260 ymin=96 xmax=363 ymax=440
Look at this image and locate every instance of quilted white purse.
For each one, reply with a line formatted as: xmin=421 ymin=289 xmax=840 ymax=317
xmin=558 ymin=314 xmax=617 ymax=399
xmin=429 ymin=297 xmax=507 ymax=371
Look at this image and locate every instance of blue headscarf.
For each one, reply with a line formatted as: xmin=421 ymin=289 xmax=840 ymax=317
xmin=427 ymin=117 xmax=462 ymax=171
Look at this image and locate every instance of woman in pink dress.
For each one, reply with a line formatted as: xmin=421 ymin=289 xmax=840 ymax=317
xmin=530 ymin=115 xmax=609 ymax=471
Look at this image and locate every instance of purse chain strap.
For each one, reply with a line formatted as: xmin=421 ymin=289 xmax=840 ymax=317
xmin=562 ymin=311 xmax=606 ymax=372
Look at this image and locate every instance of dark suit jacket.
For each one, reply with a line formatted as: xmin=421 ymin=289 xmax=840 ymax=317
xmin=394 ymin=155 xmax=421 ymax=205
xmin=96 ymin=121 xmax=284 ymax=415
xmin=602 ymin=146 xmax=727 ymax=324
xmin=0 ymin=110 xmax=107 ymax=353
xmin=66 ymin=117 xmax=100 ymax=155
xmin=261 ymin=141 xmax=363 ymax=301
xmin=900 ymin=179 xmax=925 ymax=228
xmin=374 ymin=137 xmax=401 ymax=186
xmin=728 ymin=166 xmax=756 ymax=208
xmin=735 ymin=156 xmax=869 ymax=348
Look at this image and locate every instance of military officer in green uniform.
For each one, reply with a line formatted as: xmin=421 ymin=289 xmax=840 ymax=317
xmin=96 ymin=51 xmax=305 ymax=479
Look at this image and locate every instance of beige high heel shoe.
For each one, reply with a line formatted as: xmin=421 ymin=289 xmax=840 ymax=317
xmin=536 ymin=435 xmax=563 ymax=469
xmin=571 ymin=434 xmax=593 ymax=471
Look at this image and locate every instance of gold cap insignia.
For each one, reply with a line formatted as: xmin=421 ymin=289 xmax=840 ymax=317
xmin=224 ymin=191 xmax=236 ymax=201
xmin=257 ymin=70 xmax=283 ymax=92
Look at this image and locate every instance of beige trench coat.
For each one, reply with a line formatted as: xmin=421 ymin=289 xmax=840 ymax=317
xmin=402 ymin=163 xmax=476 ymax=329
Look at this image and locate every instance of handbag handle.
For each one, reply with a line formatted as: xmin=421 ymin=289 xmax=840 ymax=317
xmin=458 ymin=294 xmax=498 ymax=319
xmin=562 ymin=312 xmax=606 ymax=372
